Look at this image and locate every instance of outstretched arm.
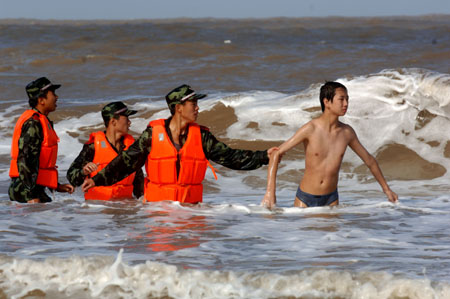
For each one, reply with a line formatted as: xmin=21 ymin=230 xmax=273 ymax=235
xmin=202 ymin=130 xmax=269 ymax=170
xmin=348 ymin=129 xmax=398 ymax=203
xmin=261 ymin=149 xmax=281 ymax=208
xmin=277 ymin=122 xmax=313 ymax=155
xmin=261 ymin=123 xmax=313 ymax=208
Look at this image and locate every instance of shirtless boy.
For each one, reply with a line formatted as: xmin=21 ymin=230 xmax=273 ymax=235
xmin=261 ymin=81 xmax=398 ymax=208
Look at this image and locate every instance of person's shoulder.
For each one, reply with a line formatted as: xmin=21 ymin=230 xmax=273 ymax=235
xmin=85 ymin=131 xmax=102 ymax=145
xmin=308 ymin=118 xmax=320 ymax=126
xmin=30 ymin=112 xmax=41 ymax=121
xmin=23 ymin=111 xmax=41 ymax=122
xmin=339 ymin=121 xmax=357 ymax=138
xmin=339 ymin=121 xmax=355 ymax=132
xmin=142 ymin=125 xmax=153 ymax=135
xmin=85 ymin=137 xmax=95 ymax=145
xmin=22 ymin=112 xmax=42 ymax=128
xmin=199 ymin=125 xmax=210 ymax=132
xmin=135 ymin=126 xmax=153 ymax=142
xmin=148 ymin=119 xmax=165 ymax=127
xmin=301 ymin=119 xmax=318 ymax=133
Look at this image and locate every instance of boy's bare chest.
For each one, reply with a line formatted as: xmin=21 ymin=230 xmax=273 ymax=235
xmin=305 ymin=129 xmax=349 ymax=158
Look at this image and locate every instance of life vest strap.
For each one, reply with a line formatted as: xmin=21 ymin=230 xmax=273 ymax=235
xmin=207 ymin=160 xmax=218 ymax=180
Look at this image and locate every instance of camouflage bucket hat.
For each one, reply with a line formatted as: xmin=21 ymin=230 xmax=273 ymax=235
xmin=101 ymin=101 xmax=137 ymax=124
xmin=26 ymin=77 xmax=61 ymax=100
xmin=165 ymin=84 xmax=207 ymax=112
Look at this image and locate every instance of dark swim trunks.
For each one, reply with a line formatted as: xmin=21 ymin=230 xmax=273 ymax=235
xmin=295 ymin=187 xmax=338 ymax=207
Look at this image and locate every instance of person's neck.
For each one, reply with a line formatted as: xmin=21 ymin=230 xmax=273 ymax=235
xmin=319 ymin=112 xmax=340 ymax=130
xmin=105 ymin=127 xmax=123 ymax=149
xmin=169 ymin=114 xmax=190 ymax=145
xmin=34 ymin=105 xmax=48 ymax=116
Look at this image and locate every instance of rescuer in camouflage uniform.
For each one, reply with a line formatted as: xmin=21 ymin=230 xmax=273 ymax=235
xmin=82 ymin=84 xmax=276 ymax=201
xmin=9 ymin=77 xmax=74 ymax=203
xmin=66 ymin=101 xmax=144 ymax=198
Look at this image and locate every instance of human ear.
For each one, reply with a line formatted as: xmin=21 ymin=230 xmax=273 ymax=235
xmin=175 ymin=103 xmax=183 ymax=114
xmin=38 ymin=96 xmax=46 ymax=105
xmin=109 ymin=118 xmax=117 ymax=127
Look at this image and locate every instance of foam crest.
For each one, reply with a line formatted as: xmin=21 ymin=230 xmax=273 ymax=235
xmin=215 ymin=69 xmax=449 ymax=140
xmin=2 ymin=68 xmax=448 ymax=181
xmin=0 ymin=252 xmax=448 ymax=299
xmin=204 ymin=68 xmax=450 ymax=177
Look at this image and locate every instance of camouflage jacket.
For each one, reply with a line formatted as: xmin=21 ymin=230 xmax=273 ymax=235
xmin=92 ymin=118 xmax=269 ymax=187
xmin=66 ymin=132 xmax=145 ymax=198
xmin=9 ymin=108 xmax=52 ymax=203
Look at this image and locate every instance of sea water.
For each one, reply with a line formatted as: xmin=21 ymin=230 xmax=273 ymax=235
xmin=0 ymin=17 xmax=449 ymax=298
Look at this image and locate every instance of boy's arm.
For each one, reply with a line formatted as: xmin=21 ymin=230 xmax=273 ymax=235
xmin=348 ymin=128 xmax=398 ymax=203
xmin=261 ymin=123 xmax=313 ymax=208
xmin=277 ymin=122 xmax=314 ymax=155
xmin=261 ymin=149 xmax=281 ymax=208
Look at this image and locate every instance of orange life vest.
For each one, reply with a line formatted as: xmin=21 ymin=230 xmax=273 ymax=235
xmin=84 ymin=131 xmax=136 ymax=201
xmin=9 ymin=109 xmax=59 ymax=189
xmin=144 ymin=119 xmax=211 ymax=204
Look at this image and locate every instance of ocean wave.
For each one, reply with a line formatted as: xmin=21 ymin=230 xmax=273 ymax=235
xmin=1 ymin=249 xmax=448 ymax=299
xmin=1 ymin=68 xmax=450 ymax=183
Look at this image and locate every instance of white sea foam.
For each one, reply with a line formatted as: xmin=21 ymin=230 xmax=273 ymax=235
xmin=2 ymin=68 xmax=448 ymax=175
xmin=0 ymin=188 xmax=449 ymax=296
xmin=200 ymin=69 xmax=450 ymax=173
xmin=1 ymin=250 xmax=448 ymax=299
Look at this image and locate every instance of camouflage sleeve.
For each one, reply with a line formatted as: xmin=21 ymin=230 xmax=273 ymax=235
xmin=201 ymin=128 xmax=269 ymax=170
xmin=17 ymin=116 xmax=43 ymax=200
xmin=93 ymin=127 xmax=152 ymax=187
xmin=66 ymin=143 xmax=95 ymax=187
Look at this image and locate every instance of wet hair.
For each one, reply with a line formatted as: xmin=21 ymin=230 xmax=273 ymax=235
xmin=319 ymin=81 xmax=347 ymax=112
xmin=28 ymin=89 xmax=50 ymax=108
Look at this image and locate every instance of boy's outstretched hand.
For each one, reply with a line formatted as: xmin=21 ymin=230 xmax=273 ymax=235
xmin=261 ymin=192 xmax=276 ymax=209
xmin=385 ymin=189 xmax=398 ymax=203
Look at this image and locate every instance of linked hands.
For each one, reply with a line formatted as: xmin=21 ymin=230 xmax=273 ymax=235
xmin=57 ymin=183 xmax=74 ymax=194
xmin=27 ymin=183 xmax=74 ymax=203
xmin=81 ymin=178 xmax=95 ymax=193
xmin=80 ymin=162 xmax=99 ymax=193
xmin=267 ymin=147 xmax=279 ymax=157
xmin=83 ymin=162 xmax=99 ymax=176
